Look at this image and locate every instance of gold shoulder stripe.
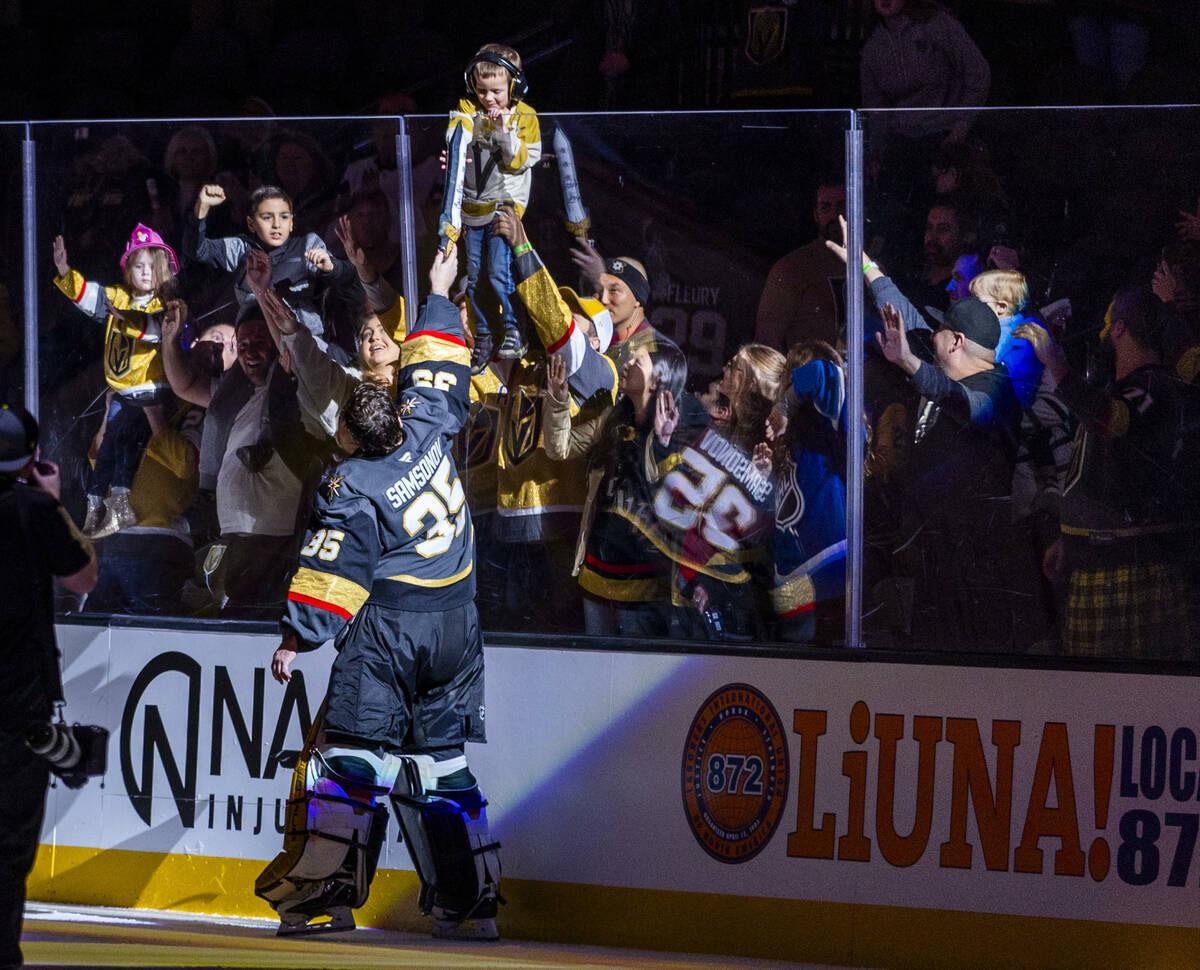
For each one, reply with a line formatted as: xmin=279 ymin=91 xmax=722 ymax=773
xmin=402 ymin=333 xmax=470 ymax=366
xmin=771 ymin=573 xmax=816 ymax=618
xmin=288 ymin=567 xmax=370 ymax=617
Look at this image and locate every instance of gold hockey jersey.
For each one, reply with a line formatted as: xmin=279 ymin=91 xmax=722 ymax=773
xmin=54 ymin=269 xmax=169 ymax=398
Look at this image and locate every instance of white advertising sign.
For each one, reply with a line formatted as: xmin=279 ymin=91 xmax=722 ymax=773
xmin=44 ymin=624 xmax=1199 ymax=936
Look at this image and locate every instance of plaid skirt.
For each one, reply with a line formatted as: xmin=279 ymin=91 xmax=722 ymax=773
xmin=1064 ymin=560 xmax=1191 ymax=660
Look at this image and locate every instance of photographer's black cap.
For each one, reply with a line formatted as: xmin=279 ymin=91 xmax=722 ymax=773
xmin=0 ymin=404 xmax=37 ymax=473
xmin=924 ymin=298 xmax=1001 ymax=350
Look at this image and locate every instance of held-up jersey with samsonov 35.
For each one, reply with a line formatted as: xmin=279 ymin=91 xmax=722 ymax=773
xmin=282 ymin=294 xmax=474 ymax=649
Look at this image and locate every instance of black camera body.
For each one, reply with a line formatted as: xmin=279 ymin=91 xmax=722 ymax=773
xmin=25 ymin=721 xmax=109 ymax=789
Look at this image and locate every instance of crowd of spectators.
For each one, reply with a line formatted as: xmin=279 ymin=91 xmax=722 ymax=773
xmin=3 ymin=3 xmax=1199 ymax=664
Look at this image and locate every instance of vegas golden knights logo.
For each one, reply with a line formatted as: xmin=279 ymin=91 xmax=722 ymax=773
xmin=746 ymin=7 xmax=788 ymax=66
xmin=503 ymin=385 xmax=542 ymax=466
xmin=461 ymin=406 xmax=499 ymax=468
xmin=682 ymin=683 xmax=789 ymax=863
xmin=202 ymin=542 xmax=227 ymax=579
xmin=106 ymin=331 xmax=136 ymax=378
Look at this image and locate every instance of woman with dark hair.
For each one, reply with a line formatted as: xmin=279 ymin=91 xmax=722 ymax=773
xmin=545 ymin=339 xmax=697 ymax=636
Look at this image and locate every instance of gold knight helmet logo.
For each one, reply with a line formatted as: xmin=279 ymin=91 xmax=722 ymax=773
xmin=746 ymin=7 xmax=788 ymax=66
xmin=503 ymin=384 xmax=543 ymax=465
xmin=106 ymin=332 xmax=135 ymax=378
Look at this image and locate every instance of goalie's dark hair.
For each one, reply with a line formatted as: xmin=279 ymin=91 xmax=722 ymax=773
xmin=343 ymin=381 xmax=404 ymax=457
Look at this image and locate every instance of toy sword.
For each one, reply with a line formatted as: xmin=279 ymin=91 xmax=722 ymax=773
xmin=553 ymin=125 xmax=590 ymax=238
xmin=439 ymin=121 xmax=468 ymax=253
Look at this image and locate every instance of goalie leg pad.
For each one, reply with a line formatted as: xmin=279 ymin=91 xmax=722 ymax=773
xmin=255 ymin=744 xmax=395 ymax=935
xmin=389 ymin=756 xmax=502 ymax=939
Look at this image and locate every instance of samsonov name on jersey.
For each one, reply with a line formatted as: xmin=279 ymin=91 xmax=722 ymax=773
xmin=386 ymin=439 xmax=445 ymax=509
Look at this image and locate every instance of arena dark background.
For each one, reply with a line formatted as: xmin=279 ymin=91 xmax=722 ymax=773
xmin=2 ymin=0 xmax=1199 ymax=120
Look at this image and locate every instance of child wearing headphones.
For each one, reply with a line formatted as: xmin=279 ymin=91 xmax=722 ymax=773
xmin=448 ymin=43 xmax=541 ymax=370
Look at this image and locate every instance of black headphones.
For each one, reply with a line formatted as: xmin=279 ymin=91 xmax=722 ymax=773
xmin=464 ymin=50 xmax=529 ymax=103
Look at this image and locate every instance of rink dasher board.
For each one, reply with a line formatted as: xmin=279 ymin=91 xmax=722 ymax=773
xmin=28 ymin=622 xmax=1200 ymax=969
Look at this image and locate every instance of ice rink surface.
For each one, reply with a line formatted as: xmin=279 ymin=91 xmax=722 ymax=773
xmin=21 ymin=903 xmax=868 ymax=969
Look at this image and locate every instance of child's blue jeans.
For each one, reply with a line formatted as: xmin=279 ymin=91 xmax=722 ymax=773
xmin=463 ymin=222 xmax=518 ymax=332
xmin=89 ymin=394 xmax=151 ymax=498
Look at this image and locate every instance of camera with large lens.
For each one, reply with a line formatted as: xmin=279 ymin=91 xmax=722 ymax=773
xmin=25 ymin=721 xmax=109 ymax=789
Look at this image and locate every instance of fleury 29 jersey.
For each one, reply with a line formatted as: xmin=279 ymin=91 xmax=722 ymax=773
xmin=283 ymin=294 xmax=474 ymax=649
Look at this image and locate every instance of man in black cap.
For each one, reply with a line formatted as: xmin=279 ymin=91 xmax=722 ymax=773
xmin=877 ymin=296 xmax=1017 ymax=437
xmin=827 ymin=223 xmax=1023 ymax=651
xmin=0 ymin=405 xmax=96 ymax=969
xmin=876 ymin=296 xmax=1022 ymax=653
xmin=829 ymin=213 xmax=1014 ymax=448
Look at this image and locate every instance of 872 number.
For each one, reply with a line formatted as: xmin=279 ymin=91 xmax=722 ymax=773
xmin=706 ymin=754 xmax=764 ymax=796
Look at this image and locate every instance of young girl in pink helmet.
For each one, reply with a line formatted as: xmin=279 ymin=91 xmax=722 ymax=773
xmin=52 ymin=223 xmax=181 ymax=538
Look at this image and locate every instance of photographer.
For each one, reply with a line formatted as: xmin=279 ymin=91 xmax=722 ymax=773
xmin=0 ymin=405 xmax=96 ymax=970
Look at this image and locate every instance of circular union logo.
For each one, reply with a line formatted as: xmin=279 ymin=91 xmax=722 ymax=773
xmin=681 ymin=682 xmax=789 ymax=864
